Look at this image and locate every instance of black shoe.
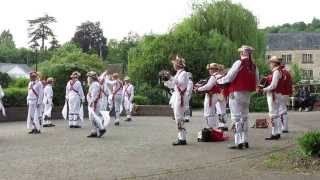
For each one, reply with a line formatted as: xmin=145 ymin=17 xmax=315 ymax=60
xmin=87 ymin=133 xmax=98 ymax=138
xmin=34 ymin=130 xmax=41 ymax=134
xmin=228 ymin=143 xmax=243 ymax=150
xmin=184 ymin=119 xmax=190 ymax=123
xmin=265 ymin=135 xmax=280 ymax=140
xmin=69 ymin=125 xmax=74 ymax=128
xmin=114 ymin=122 xmax=120 ymax=126
xmin=98 ymin=129 xmax=106 ymax=137
xmin=125 ymin=118 xmax=132 ymax=122
xmin=282 ymin=130 xmax=289 ymax=133
xmin=28 ymin=129 xmax=36 ymax=134
xmin=244 ymin=142 xmax=249 ymax=148
xmin=73 ymin=125 xmax=81 ymax=128
xmin=172 ymin=140 xmax=187 ymax=146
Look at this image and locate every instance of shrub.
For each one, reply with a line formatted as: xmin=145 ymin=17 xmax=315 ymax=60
xmin=250 ymin=93 xmax=268 ymax=112
xmin=297 ymin=131 xmax=320 ymax=157
xmin=133 ymin=95 xmax=150 ymax=105
xmin=135 ymin=83 xmax=169 ymax=105
xmin=0 ymin=72 xmax=12 ymax=88
xmin=3 ymin=87 xmax=28 ymax=107
xmin=9 ymin=77 xmax=29 ymax=88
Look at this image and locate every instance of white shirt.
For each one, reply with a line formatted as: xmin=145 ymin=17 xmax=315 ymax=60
xmin=198 ymin=73 xmax=218 ymax=92
xmin=164 ymin=69 xmax=188 ymax=93
xmin=123 ymin=83 xmax=134 ymax=101
xmin=263 ymin=67 xmax=282 ymax=92
xmin=43 ymin=84 xmax=53 ymax=104
xmin=107 ymin=80 xmax=123 ymax=96
xmin=186 ymin=79 xmax=193 ymax=96
xmin=218 ymin=60 xmax=259 ymax=85
xmin=27 ymin=80 xmax=43 ymax=104
xmin=99 ymin=72 xmax=111 ymax=96
xmin=87 ymin=81 xmax=101 ymax=106
xmin=0 ymin=85 xmax=4 ymax=99
xmin=65 ymin=80 xmax=85 ymax=101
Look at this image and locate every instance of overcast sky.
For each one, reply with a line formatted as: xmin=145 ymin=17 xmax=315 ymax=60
xmin=1 ymin=0 xmax=320 ymax=48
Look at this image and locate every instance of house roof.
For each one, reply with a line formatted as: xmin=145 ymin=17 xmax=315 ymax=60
xmin=267 ymin=32 xmax=320 ymax=51
xmin=0 ymin=63 xmax=31 ymax=74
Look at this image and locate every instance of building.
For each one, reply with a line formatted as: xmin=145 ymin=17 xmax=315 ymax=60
xmin=266 ymin=32 xmax=320 ymax=81
xmin=0 ymin=63 xmax=32 ymax=78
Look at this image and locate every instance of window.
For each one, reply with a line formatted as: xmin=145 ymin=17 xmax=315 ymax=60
xmin=302 ymin=69 xmax=313 ymax=80
xmin=281 ymin=54 xmax=292 ymax=64
xmin=302 ymin=54 xmax=313 ymax=64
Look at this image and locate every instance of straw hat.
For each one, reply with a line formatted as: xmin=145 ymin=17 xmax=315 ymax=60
xmin=46 ymin=77 xmax=54 ymax=83
xmin=206 ymin=63 xmax=219 ymax=70
xmin=112 ymin=73 xmax=119 ymax=79
xmin=171 ymin=55 xmax=186 ymax=68
xmin=268 ymin=56 xmax=281 ymax=64
xmin=70 ymin=71 xmax=81 ymax=78
xmin=124 ymin=76 xmax=130 ymax=81
xmin=238 ymin=45 xmax=255 ymax=54
xmin=86 ymin=71 xmax=97 ymax=78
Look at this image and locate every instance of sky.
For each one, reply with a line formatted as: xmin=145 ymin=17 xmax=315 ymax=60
xmin=0 ymin=0 xmax=320 ymax=48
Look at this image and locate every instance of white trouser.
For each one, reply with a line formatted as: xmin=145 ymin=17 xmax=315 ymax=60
xmin=43 ymin=102 xmax=53 ymax=124
xmin=68 ymin=95 xmax=81 ymax=126
xmin=279 ymin=95 xmax=289 ymax=131
xmin=110 ymin=94 xmax=122 ymax=123
xmin=88 ymin=102 xmax=105 ymax=135
xmin=27 ymin=100 xmax=41 ymax=130
xmin=172 ymin=92 xmax=187 ymax=141
xmin=267 ymin=92 xmax=282 ymax=136
xmin=100 ymin=95 xmax=109 ymax=111
xmin=184 ymin=94 xmax=192 ymax=120
xmin=203 ymin=93 xmax=218 ymax=128
xmin=216 ymin=99 xmax=227 ymax=127
xmin=229 ymin=92 xmax=250 ymax=145
xmin=124 ymin=97 xmax=133 ymax=118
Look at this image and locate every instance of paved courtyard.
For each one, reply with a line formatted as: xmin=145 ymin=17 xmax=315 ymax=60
xmin=0 ymin=111 xmax=319 ymax=180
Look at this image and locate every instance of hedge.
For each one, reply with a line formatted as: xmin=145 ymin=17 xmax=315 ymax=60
xmin=3 ymin=87 xmax=28 ymax=107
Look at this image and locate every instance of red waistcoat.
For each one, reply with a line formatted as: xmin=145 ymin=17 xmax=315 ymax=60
xmin=228 ymin=59 xmax=257 ymax=93
xmin=267 ymin=67 xmax=293 ymax=95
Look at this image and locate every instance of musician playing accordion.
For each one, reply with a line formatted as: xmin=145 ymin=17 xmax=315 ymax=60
xmin=194 ymin=63 xmax=221 ymax=129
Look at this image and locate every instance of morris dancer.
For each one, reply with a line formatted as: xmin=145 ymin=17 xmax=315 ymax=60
xmin=86 ymin=71 xmax=106 ymax=138
xmin=163 ymin=55 xmax=188 ymax=146
xmin=65 ymin=71 xmax=85 ymax=128
xmin=195 ymin=63 xmax=220 ymax=129
xmin=123 ymin=76 xmax=134 ymax=121
xmin=43 ymin=77 xmax=55 ymax=127
xmin=27 ymin=71 xmax=44 ymax=134
xmin=258 ymin=56 xmax=286 ymax=140
xmin=107 ymin=73 xmax=123 ymax=126
xmin=0 ymin=84 xmax=6 ymax=117
xmin=218 ymin=45 xmax=259 ymax=149
xmin=184 ymin=72 xmax=193 ymax=122
xmin=99 ymin=70 xmax=111 ymax=111
xmin=216 ymin=64 xmax=228 ymax=131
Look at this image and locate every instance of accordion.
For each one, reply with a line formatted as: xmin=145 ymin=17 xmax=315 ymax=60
xmin=259 ymin=77 xmax=269 ymax=88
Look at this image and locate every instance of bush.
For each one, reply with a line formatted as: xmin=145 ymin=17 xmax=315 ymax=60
xmin=0 ymin=72 xmax=12 ymax=88
xmin=9 ymin=77 xmax=29 ymax=88
xmin=135 ymin=83 xmax=169 ymax=105
xmin=133 ymin=95 xmax=150 ymax=105
xmin=3 ymin=87 xmax=28 ymax=107
xmin=297 ymin=131 xmax=320 ymax=157
xmin=250 ymin=93 xmax=268 ymax=112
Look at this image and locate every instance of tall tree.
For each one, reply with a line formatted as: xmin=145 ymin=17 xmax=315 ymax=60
xmin=49 ymin=36 xmax=60 ymax=50
xmin=0 ymin=30 xmax=15 ymax=49
xmin=71 ymin=21 xmax=107 ymax=59
xmin=27 ymin=14 xmax=57 ymax=51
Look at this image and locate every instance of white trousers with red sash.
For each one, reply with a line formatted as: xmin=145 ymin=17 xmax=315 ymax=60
xmin=279 ymin=95 xmax=289 ymax=131
xmin=229 ymin=92 xmax=250 ymax=145
xmin=266 ymin=92 xmax=282 ymax=136
xmin=172 ymin=91 xmax=187 ymax=141
xmin=203 ymin=93 xmax=219 ymax=128
xmin=27 ymin=100 xmax=41 ymax=130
